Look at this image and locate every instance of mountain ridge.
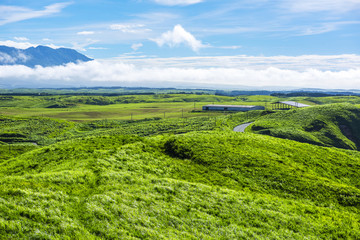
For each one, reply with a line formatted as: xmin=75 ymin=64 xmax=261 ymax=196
xmin=0 ymin=45 xmax=92 ymax=67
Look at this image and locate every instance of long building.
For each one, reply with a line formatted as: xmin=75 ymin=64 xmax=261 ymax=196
xmin=271 ymin=101 xmax=310 ymax=110
xmin=202 ymin=104 xmax=265 ymax=112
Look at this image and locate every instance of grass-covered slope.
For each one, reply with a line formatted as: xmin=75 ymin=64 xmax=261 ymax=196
xmin=249 ymin=103 xmax=360 ymax=150
xmin=0 ymin=115 xmax=221 ymax=162
xmin=0 ymin=116 xmax=74 ymax=144
xmin=1 ymin=132 xmax=360 ymax=239
xmin=0 ymin=114 xmax=228 ymax=142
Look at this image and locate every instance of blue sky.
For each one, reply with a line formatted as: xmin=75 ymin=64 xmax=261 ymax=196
xmin=1 ymin=0 xmax=360 ymax=89
xmin=1 ymin=0 xmax=360 ymax=58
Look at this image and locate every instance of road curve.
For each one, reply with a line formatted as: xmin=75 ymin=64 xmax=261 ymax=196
xmin=233 ymin=122 xmax=253 ymax=133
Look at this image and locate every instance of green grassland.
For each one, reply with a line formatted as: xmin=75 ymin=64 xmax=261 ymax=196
xmin=0 ymin=94 xmax=316 ymax=121
xmin=249 ymin=103 xmax=360 ymax=150
xmin=1 ymin=132 xmax=360 ymax=239
xmin=1 ymin=93 xmax=360 ymax=239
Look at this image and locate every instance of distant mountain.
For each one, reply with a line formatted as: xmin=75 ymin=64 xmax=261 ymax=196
xmin=0 ymin=45 xmax=92 ymax=67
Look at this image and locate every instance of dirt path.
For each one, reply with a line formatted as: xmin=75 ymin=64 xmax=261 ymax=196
xmin=233 ymin=122 xmax=253 ymax=133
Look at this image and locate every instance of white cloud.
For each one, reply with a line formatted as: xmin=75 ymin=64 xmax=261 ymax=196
xmin=218 ymin=45 xmax=242 ymax=50
xmin=0 ymin=53 xmax=16 ymax=64
xmin=1 ymin=56 xmax=360 ymax=89
xmin=131 ymin=43 xmax=143 ymax=51
xmin=88 ymin=47 xmax=107 ymax=50
xmin=0 ymin=40 xmax=64 ymax=49
xmin=77 ymin=31 xmax=95 ymax=35
xmin=134 ymin=12 xmax=179 ymax=22
xmin=110 ymin=24 xmax=151 ymax=33
xmin=298 ymin=21 xmax=360 ymax=36
xmin=0 ymin=52 xmax=28 ymax=64
xmin=45 ymin=44 xmax=65 ymax=49
xmin=14 ymin=37 xmax=29 ymax=41
xmin=283 ymin=0 xmax=360 ymax=13
xmin=72 ymin=39 xmax=99 ymax=51
xmin=151 ymin=25 xmax=206 ymax=52
xmin=0 ymin=40 xmax=37 ymax=49
xmin=152 ymin=0 xmax=203 ymax=6
xmin=0 ymin=2 xmax=72 ymax=26
xmin=114 ymin=55 xmax=360 ymax=71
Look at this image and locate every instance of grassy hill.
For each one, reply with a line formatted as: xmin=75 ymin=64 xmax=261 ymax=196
xmin=1 ymin=94 xmax=360 ymax=239
xmin=1 ymin=131 xmax=360 ymax=239
xmin=249 ymin=103 xmax=360 ymax=150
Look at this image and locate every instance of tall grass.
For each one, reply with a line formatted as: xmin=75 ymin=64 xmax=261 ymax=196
xmin=1 ymin=131 xmax=360 ymax=238
xmin=250 ymin=103 xmax=360 ymax=150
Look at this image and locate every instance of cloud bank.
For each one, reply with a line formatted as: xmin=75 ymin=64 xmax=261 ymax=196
xmin=0 ymin=56 xmax=359 ymax=89
xmin=114 ymin=54 xmax=360 ymax=71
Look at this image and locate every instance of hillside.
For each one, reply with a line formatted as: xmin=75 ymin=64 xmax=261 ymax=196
xmin=1 ymin=131 xmax=360 ymax=239
xmin=1 ymin=94 xmax=360 ymax=239
xmin=249 ymin=103 xmax=360 ymax=150
xmin=0 ymin=45 xmax=92 ymax=67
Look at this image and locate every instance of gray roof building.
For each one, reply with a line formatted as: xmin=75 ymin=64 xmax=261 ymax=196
xmin=271 ymin=101 xmax=310 ymax=110
xmin=202 ymin=104 xmax=265 ymax=112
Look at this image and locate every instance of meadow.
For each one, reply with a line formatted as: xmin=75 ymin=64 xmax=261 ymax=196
xmin=249 ymin=103 xmax=360 ymax=150
xmin=1 ymin=93 xmax=360 ymax=239
xmin=0 ymin=94 xmax=314 ymax=121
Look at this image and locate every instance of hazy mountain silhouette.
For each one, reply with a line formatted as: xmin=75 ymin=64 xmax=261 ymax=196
xmin=0 ymin=45 xmax=92 ymax=67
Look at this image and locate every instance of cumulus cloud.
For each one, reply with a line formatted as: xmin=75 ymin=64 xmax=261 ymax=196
xmin=0 ymin=2 xmax=72 ymax=26
xmin=152 ymin=0 xmax=204 ymax=6
xmin=77 ymin=31 xmax=95 ymax=35
xmin=151 ymin=25 xmax=206 ymax=52
xmin=0 ymin=57 xmax=359 ymax=89
xmin=131 ymin=43 xmax=143 ymax=51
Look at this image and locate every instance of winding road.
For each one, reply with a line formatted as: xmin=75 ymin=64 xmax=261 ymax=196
xmin=233 ymin=122 xmax=253 ymax=133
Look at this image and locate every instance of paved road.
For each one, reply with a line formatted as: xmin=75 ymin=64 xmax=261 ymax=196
xmin=233 ymin=122 xmax=253 ymax=133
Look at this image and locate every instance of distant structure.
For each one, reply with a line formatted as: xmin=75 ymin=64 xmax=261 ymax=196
xmin=202 ymin=104 xmax=265 ymax=112
xmin=271 ymin=101 xmax=310 ymax=110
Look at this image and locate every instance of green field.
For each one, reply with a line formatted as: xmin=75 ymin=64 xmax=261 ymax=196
xmin=249 ymin=103 xmax=360 ymax=150
xmin=1 ymin=93 xmax=360 ymax=239
xmin=0 ymin=94 xmax=317 ymax=121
